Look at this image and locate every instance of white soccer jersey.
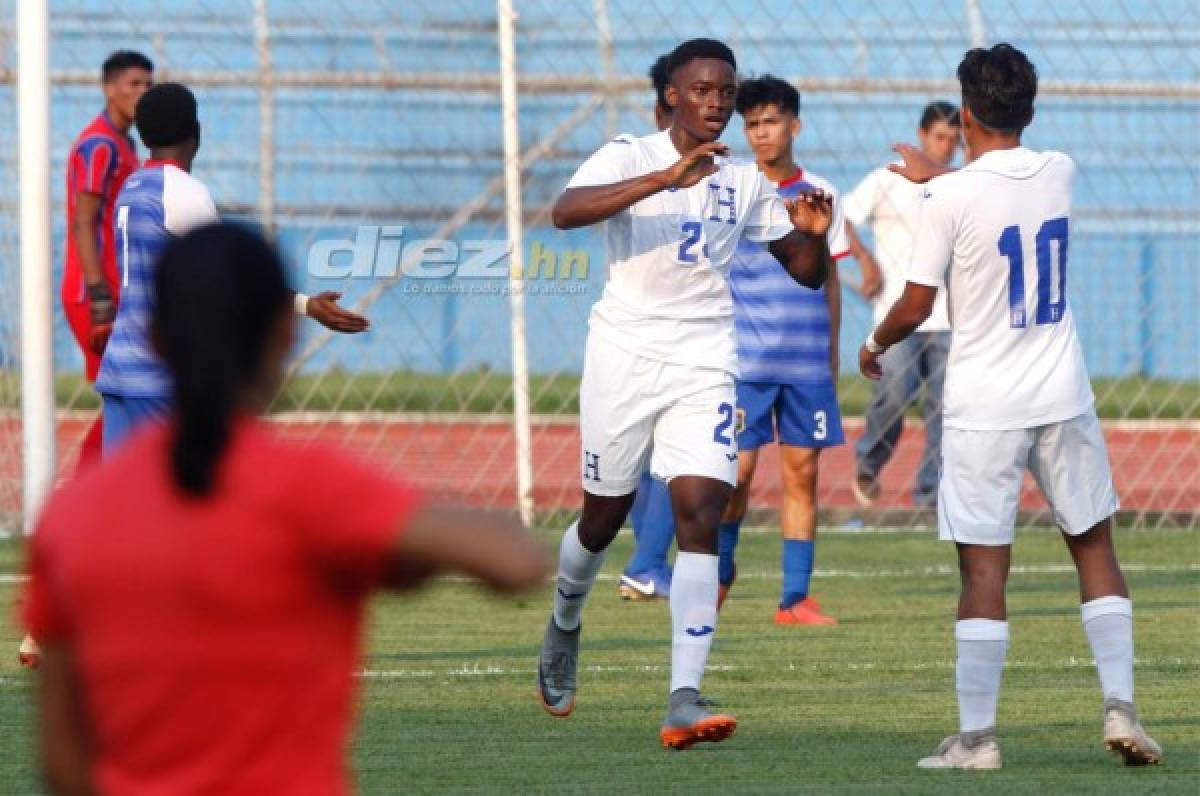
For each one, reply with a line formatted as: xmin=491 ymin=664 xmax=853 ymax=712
xmin=565 ymin=130 xmax=795 ymax=375
xmin=907 ymin=147 xmax=1093 ymax=431
xmin=843 ymin=165 xmax=950 ymax=330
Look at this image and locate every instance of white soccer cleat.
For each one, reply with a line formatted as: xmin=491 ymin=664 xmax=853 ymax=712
xmin=917 ymin=731 xmax=1001 ymax=770
xmin=1103 ymin=699 xmax=1162 ymax=766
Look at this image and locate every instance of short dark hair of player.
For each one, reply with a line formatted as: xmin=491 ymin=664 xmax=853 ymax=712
xmin=919 ymin=100 xmax=961 ymax=131
xmin=154 ymin=223 xmax=292 ymax=496
xmin=957 ymin=43 xmax=1037 ymax=133
xmin=649 ymin=54 xmax=671 ymax=115
xmin=135 ymin=82 xmax=199 ymax=148
xmin=664 ymin=38 xmax=736 ymax=81
xmin=102 ymin=50 xmax=153 ymax=83
xmin=735 ymin=74 xmax=800 ymax=117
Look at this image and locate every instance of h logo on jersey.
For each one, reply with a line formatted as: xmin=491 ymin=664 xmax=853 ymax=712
xmin=583 ymin=451 xmax=601 ymax=482
xmin=708 ymin=184 xmax=737 ymax=225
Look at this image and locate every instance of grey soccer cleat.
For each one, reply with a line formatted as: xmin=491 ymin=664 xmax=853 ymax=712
xmin=916 ymin=730 xmax=1002 ymax=770
xmin=1103 ymin=699 xmax=1162 ymax=766
xmin=659 ymin=687 xmax=737 ymax=750
xmin=537 ymin=618 xmax=580 ymax=717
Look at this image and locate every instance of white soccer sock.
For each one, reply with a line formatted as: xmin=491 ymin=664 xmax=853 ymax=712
xmin=552 ymin=521 xmax=605 ymax=632
xmin=670 ymin=552 xmax=719 ymax=694
xmin=1081 ymin=595 xmax=1134 ymax=704
xmin=955 ymin=619 xmax=1009 ymax=734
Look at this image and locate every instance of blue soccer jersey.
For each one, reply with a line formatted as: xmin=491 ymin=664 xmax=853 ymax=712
xmin=729 ymin=169 xmax=849 ymax=385
xmin=96 ymin=160 xmax=218 ymax=398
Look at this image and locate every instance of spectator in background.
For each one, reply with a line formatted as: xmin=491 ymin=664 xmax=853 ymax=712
xmin=25 ymin=223 xmax=547 ymax=795
xmin=843 ymin=102 xmax=961 ymax=508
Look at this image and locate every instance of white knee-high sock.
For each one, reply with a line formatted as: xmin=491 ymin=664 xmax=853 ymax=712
xmin=552 ymin=521 xmax=605 ymax=632
xmin=956 ymin=619 xmax=1009 ymax=734
xmin=670 ymin=552 xmax=719 ymax=693
xmin=1081 ymin=595 xmax=1134 ymax=704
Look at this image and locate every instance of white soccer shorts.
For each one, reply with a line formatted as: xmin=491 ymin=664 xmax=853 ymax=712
xmin=938 ymin=409 xmax=1120 ymax=545
xmin=578 ymin=334 xmax=738 ymax=496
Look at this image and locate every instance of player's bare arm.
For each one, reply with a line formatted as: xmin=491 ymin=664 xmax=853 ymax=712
xmin=551 ymin=141 xmax=729 ymax=230
xmin=766 ymin=190 xmax=833 ymax=288
xmin=302 ymin=290 xmax=370 ymax=333
xmin=72 ymin=190 xmax=116 ymax=352
xmin=857 ymin=281 xmax=937 ymax=379
xmin=888 ymin=143 xmax=956 ymax=183
xmin=845 ymin=221 xmax=884 ymax=298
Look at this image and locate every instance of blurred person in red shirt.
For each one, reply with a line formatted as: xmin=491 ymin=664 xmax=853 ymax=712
xmin=24 ymin=222 xmax=548 ymax=795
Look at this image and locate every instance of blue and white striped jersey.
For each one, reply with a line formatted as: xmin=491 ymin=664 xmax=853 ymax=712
xmin=730 ymin=169 xmax=849 ymax=385
xmin=96 ymin=160 xmax=218 ymax=398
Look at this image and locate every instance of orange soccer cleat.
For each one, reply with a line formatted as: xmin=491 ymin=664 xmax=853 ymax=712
xmin=774 ymin=597 xmax=837 ymax=626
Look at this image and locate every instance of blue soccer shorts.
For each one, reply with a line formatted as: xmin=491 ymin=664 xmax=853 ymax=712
xmin=735 ymin=380 xmax=845 ymax=451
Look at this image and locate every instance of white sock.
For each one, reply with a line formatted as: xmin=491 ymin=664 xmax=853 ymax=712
xmin=1081 ymin=595 xmax=1134 ymax=704
xmin=552 ymin=521 xmax=605 ymax=632
xmin=670 ymin=552 xmax=719 ymax=694
xmin=956 ymin=619 xmax=1009 ymax=734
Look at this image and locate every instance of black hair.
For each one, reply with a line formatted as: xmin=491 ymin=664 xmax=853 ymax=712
xmin=735 ymin=74 xmax=800 ymax=117
xmin=102 ymin=50 xmax=153 ymax=82
xmin=957 ymin=43 xmax=1037 ymax=133
xmin=919 ymin=100 xmax=961 ymax=130
xmin=135 ymin=82 xmax=199 ymax=148
xmin=154 ymin=223 xmax=292 ymax=496
xmin=649 ymin=54 xmax=671 ymax=115
xmin=664 ymin=38 xmax=736 ymax=81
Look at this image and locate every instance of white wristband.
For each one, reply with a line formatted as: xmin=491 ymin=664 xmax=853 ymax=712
xmin=294 ymin=292 xmax=310 ymax=316
xmin=864 ymin=332 xmax=885 ymax=354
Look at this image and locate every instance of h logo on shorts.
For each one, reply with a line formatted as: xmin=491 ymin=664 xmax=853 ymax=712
xmin=708 ymin=184 xmax=737 ymax=225
xmin=583 ymin=451 xmax=601 ymax=482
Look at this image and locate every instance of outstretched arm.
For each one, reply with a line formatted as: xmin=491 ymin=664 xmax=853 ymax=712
xmin=552 ymin=141 xmax=730 ymax=230
xmin=857 ymin=281 xmax=937 ymax=379
xmin=295 ymin=290 xmax=370 ymax=333
xmin=888 ymin=143 xmax=956 ymax=183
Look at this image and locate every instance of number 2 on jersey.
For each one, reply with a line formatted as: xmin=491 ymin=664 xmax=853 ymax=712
xmin=997 ymin=216 xmax=1068 ymax=329
xmin=677 ymin=221 xmax=709 ymax=265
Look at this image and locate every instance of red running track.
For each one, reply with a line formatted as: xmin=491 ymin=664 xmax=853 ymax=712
xmin=3 ymin=416 xmax=1196 ymax=518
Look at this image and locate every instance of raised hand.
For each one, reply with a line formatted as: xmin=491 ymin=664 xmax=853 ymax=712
xmin=887 ymin=143 xmax=953 ymax=184
xmin=786 ymin=189 xmax=833 ymax=237
xmin=660 ymin=142 xmax=729 ymax=190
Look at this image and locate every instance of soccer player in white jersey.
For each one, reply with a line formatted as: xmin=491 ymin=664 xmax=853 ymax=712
xmin=536 ymin=38 xmax=833 ymax=749
xmin=860 ymin=43 xmax=1161 ymax=769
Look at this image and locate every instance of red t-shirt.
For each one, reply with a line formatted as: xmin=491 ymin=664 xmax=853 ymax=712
xmin=62 ymin=111 xmax=140 ymax=306
xmin=25 ymin=419 xmax=422 ymax=795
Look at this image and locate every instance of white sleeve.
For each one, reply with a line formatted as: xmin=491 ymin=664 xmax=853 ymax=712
xmin=828 ymin=186 xmax=850 ymax=258
xmin=564 ymin=135 xmax=639 ymax=189
xmin=907 ymin=179 xmax=957 ymax=288
xmin=841 ymin=169 xmax=880 ymax=228
xmin=742 ymin=171 xmax=794 ymax=243
xmin=163 ymin=167 xmax=219 ymax=236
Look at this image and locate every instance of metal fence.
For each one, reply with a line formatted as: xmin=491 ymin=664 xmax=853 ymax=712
xmin=1 ymin=0 xmax=1197 ymax=533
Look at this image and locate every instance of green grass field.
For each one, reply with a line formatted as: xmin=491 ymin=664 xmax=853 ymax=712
xmin=1 ymin=371 xmax=1196 ymax=418
xmin=1 ymin=527 xmax=1197 ymax=793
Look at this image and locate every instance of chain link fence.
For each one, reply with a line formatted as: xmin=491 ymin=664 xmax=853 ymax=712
xmin=1 ymin=0 xmax=1197 ymax=533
